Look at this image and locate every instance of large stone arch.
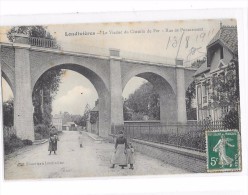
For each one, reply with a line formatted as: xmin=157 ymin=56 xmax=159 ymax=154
xmin=184 ymin=68 xmax=196 ymax=90
xmin=1 ymin=70 xmax=14 ymax=94
xmin=1 ymin=64 xmax=15 ymax=93
xmin=122 ymin=70 xmax=177 ymax=123
xmin=32 ymin=63 xmax=111 ymax=138
xmin=122 ymin=65 xmax=176 ymax=94
xmin=30 ymin=52 xmax=110 ymax=92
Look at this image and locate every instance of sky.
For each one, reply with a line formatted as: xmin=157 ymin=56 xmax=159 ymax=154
xmin=0 ymin=19 xmax=236 ymax=115
xmin=1 ymin=71 xmax=147 ymax=115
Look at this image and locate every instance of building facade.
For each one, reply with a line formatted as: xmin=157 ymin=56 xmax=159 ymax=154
xmin=87 ymin=101 xmax=99 ymax=135
xmin=62 ymin=122 xmax=77 ymax=131
xmin=194 ymin=25 xmax=238 ymax=122
xmin=52 ymin=114 xmax=63 ymax=131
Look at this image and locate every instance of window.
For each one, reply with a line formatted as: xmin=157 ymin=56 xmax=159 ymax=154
xmin=219 ymin=72 xmax=225 ymax=83
xmin=202 ymin=82 xmax=208 ymax=104
xmin=220 ymin=47 xmax=224 ymax=59
xmin=197 ymin=85 xmax=202 ymax=106
xmin=221 ymin=106 xmax=229 ymax=114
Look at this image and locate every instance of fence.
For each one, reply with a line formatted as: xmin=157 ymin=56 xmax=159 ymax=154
xmin=123 ymin=120 xmax=228 ymax=152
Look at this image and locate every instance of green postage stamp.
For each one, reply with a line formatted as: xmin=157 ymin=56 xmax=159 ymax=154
xmin=206 ymin=130 xmax=241 ymax=172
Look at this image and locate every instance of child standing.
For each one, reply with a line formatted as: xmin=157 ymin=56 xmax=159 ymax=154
xmin=126 ymin=142 xmax=135 ymax=170
xmin=79 ymin=131 xmax=83 ymax=148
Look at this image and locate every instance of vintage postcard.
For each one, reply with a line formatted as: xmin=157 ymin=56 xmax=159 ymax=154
xmin=0 ymin=18 xmax=241 ymax=180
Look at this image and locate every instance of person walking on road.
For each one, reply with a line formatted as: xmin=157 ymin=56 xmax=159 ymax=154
xmin=110 ymin=131 xmax=127 ymax=169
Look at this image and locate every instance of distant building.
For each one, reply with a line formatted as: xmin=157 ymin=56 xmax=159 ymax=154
xmin=62 ymin=122 xmax=77 ymax=131
xmin=194 ymin=25 xmax=238 ymax=121
xmin=52 ymin=114 xmax=63 ymax=131
xmin=86 ymin=100 xmax=99 ymax=135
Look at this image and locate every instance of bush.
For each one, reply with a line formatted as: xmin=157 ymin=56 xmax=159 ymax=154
xmin=34 ymin=124 xmax=50 ymax=139
xmin=223 ymin=109 xmax=239 ymax=129
xmin=35 ymin=133 xmax=43 ymax=140
xmin=4 ymin=134 xmax=24 ymax=155
xmin=22 ymin=139 xmax=33 ymax=145
xmin=90 ymin=112 xmax=98 ymax=124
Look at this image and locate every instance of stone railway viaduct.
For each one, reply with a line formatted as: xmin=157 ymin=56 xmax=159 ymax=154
xmin=0 ymin=34 xmax=196 ymax=141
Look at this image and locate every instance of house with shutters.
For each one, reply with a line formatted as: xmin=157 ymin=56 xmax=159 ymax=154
xmin=194 ymin=25 xmax=238 ymax=122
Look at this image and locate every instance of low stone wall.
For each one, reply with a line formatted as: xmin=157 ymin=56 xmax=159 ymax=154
xmin=132 ymin=139 xmax=207 ymax=173
xmin=124 ymin=121 xmax=160 ymax=126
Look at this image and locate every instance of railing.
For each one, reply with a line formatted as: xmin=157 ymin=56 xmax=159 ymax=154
xmin=121 ymin=50 xmax=176 ymax=65
xmin=29 ymin=37 xmax=59 ymax=49
xmin=122 ymin=120 xmax=228 ymax=152
xmin=26 ymin=37 xmax=184 ymax=66
xmin=124 ymin=120 xmax=160 ymax=126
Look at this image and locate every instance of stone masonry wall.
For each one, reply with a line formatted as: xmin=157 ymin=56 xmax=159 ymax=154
xmin=132 ymin=139 xmax=207 ymax=173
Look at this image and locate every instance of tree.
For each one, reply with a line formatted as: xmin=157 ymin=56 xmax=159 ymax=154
xmin=32 ymin=69 xmax=65 ymax=126
xmin=2 ymin=98 xmax=14 ymax=127
xmin=61 ymin=112 xmax=72 ymax=125
xmin=61 ymin=112 xmax=82 ymax=126
xmin=210 ymin=57 xmax=239 ymax=128
xmin=83 ymin=104 xmax=91 ymax=120
xmin=124 ymin=82 xmax=160 ymax=121
xmin=222 ymin=109 xmax=239 ymax=129
xmin=7 ymin=26 xmax=58 ymax=46
xmin=185 ymin=58 xmax=206 ymax=120
xmin=185 ymin=81 xmax=197 ymax=120
xmin=7 ymin=26 xmax=63 ymax=127
xmin=90 ymin=112 xmax=99 ymax=124
xmin=74 ymin=115 xmax=84 ymax=126
xmin=123 ymin=100 xmax=133 ymax=121
xmin=72 ymin=104 xmax=91 ymax=127
xmin=211 ymin=57 xmax=239 ymax=109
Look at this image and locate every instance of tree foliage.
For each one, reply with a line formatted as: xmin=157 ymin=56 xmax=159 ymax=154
xmin=7 ymin=26 xmax=63 ymax=127
xmin=223 ymin=109 xmax=239 ymax=129
xmin=61 ymin=111 xmax=83 ymax=126
xmin=185 ymin=81 xmax=197 ymax=120
xmin=74 ymin=115 xmax=85 ymax=127
xmin=210 ymin=57 xmax=239 ymax=109
xmin=123 ymin=82 xmax=160 ymax=121
xmin=2 ymin=98 xmax=14 ymax=127
xmin=90 ymin=112 xmax=99 ymax=124
xmin=74 ymin=104 xmax=91 ymax=126
xmin=32 ymin=69 xmax=65 ymax=126
xmin=60 ymin=104 xmax=91 ymax=127
xmin=7 ymin=25 xmax=57 ymax=45
xmin=210 ymin=57 xmax=239 ymax=128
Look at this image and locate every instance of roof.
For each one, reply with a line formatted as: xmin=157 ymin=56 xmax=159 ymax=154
xmin=207 ymin=26 xmax=238 ymax=55
xmin=194 ymin=61 xmax=210 ymax=76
